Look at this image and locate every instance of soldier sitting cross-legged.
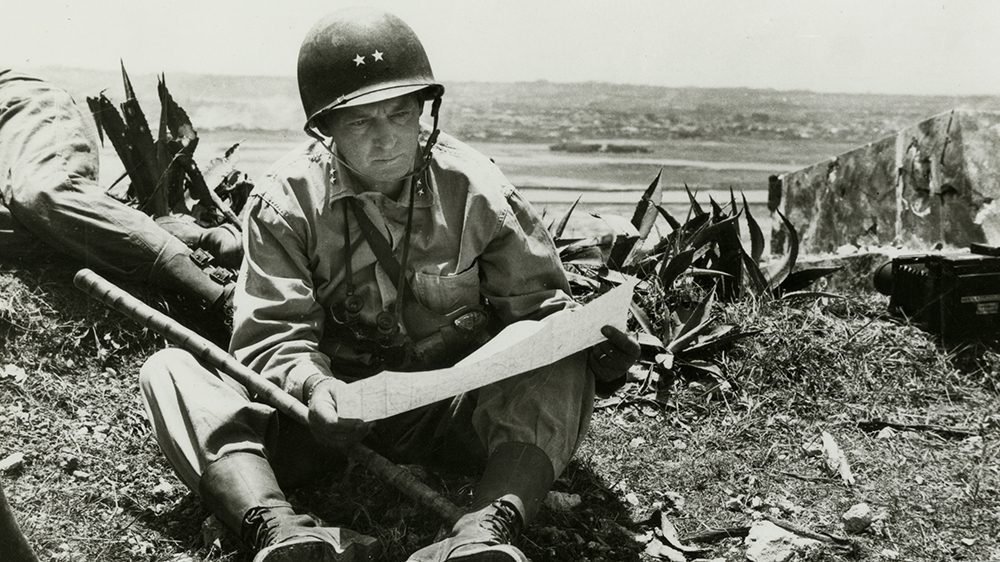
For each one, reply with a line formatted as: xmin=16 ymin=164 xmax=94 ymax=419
xmin=138 ymin=8 xmax=640 ymax=561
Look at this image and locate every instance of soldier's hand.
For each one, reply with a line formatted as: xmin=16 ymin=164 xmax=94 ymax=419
xmin=307 ymin=378 xmax=372 ymax=448
xmin=587 ymin=325 xmax=641 ymax=383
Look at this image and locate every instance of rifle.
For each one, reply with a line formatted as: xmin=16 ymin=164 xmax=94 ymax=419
xmin=73 ymin=268 xmax=464 ymax=525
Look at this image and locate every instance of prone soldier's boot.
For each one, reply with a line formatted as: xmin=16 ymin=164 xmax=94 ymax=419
xmin=155 ymin=215 xmax=243 ymax=269
xmin=158 ymin=252 xmax=231 ymax=310
xmin=200 ymin=452 xmax=377 ymax=562
xmin=407 ymin=442 xmax=554 ymax=562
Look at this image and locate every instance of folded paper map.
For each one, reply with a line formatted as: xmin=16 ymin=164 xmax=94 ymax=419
xmin=336 ymin=279 xmax=638 ymax=421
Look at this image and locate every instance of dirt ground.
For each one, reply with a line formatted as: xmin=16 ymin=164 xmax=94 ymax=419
xmin=1 ymin=259 xmax=998 ymax=562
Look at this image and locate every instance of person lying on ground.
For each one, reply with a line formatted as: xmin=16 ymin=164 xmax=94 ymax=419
xmin=0 ymin=69 xmax=241 ymax=314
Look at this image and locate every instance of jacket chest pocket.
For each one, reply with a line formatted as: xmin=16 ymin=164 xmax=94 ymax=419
xmin=411 ymin=262 xmax=481 ymax=314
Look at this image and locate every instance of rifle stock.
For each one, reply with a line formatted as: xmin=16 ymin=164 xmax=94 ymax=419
xmin=73 ymin=268 xmax=463 ymax=525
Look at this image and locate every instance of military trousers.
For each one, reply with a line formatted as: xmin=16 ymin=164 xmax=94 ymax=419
xmin=0 ymin=70 xmax=189 ymax=277
xmin=138 ymin=347 xmax=594 ymax=494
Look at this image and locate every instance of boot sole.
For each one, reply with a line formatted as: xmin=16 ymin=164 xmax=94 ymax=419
xmin=253 ymin=535 xmax=377 ymax=562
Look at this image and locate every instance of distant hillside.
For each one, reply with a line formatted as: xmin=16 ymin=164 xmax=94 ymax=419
xmin=28 ymin=66 xmax=1000 ymax=143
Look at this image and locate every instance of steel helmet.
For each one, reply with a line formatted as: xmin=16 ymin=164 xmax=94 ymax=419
xmin=297 ymin=8 xmax=445 ymax=131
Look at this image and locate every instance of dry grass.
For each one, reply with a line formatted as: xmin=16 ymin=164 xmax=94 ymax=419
xmin=1 ymin=259 xmax=998 ymax=561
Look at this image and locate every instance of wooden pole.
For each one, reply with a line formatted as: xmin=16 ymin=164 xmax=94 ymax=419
xmin=73 ymin=268 xmax=463 ymax=525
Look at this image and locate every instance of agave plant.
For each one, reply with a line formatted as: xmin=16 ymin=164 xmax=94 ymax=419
xmin=87 ymin=63 xmax=251 ymax=228
xmin=553 ymin=169 xmax=840 ymax=401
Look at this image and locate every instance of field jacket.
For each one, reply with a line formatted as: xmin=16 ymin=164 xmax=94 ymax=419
xmin=230 ymin=129 xmax=575 ymax=402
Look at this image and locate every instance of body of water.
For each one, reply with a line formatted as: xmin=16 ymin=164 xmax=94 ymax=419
xmin=97 ymin=130 xmax=779 ymax=245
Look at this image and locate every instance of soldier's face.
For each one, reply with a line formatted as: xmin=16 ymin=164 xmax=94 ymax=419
xmin=324 ymin=94 xmax=422 ymax=185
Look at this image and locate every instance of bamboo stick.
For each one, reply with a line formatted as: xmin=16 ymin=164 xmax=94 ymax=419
xmin=73 ymin=268 xmax=463 ymax=526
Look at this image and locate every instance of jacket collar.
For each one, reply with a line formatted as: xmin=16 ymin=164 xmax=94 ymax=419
xmin=323 ymin=143 xmax=436 ymax=210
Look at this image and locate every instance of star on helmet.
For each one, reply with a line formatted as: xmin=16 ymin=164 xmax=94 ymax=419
xmin=353 ymin=54 xmax=365 ymax=66
xmin=372 ymin=49 xmax=384 ymax=61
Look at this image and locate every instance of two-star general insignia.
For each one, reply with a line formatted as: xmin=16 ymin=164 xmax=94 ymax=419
xmin=353 ymin=50 xmax=385 ymax=67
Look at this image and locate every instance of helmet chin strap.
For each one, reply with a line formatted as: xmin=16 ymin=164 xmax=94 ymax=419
xmin=307 ymin=95 xmax=443 ymax=189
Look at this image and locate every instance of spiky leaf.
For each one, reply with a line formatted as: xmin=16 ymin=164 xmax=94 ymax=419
xmin=655 ymin=204 xmax=682 ymax=231
xmin=552 ymin=195 xmax=582 ymax=239
xmin=778 ymin=266 xmax=842 ymax=295
xmin=684 ymin=184 xmax=706 ymax=218
xmin=658 ymin=248 xmax=694 ymax=289
xmin=742 ymin=193 xmax=765 ymax=263
xmin=766 ymin=210 xmax=799 ymax=291
xmin=740 ymin=247 xmax=770 ymax=297
xmin=667 ymin=288 xmax=716 ymax=353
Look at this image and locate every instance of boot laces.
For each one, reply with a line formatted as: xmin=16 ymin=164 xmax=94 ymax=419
xmin=478 ymin=500 xmax=522 ymax=545
xmin=241 ymin=506 xmax=285 ymax=551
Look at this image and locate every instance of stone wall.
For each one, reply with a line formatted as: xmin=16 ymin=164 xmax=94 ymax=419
xmin=774 ymin=110 xmax=1000 ymax=254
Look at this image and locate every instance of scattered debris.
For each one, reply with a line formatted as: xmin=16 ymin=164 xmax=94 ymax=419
xmin=858 ymin=419 xmax=977 ymax=439
xmin=744 ymin=520 xmax=822 ymax=562
xmin=632 ymin=506 xmax=711 ymax=560
xmin=0 ymin=452 xmax=24 ymax=472
xmin=151 ymin=479 xmax=176 ymax=499
xmin=841 ymin=502 xmax=873 ymax=533
xmin=820 ymin=431 xmax=856 ymax=485
xmin=681 ymin=527 xmax=751 ymax=544
xmin=662 ymin=490 xmax=685 ymax=511
xmin=763 ymin=515 xmax=858 ymax=553
xmin=0 ymin=364 xmax=27 ymax=384
xmin=544 ymin=491 xmax=582 ymax=512
xmin=658 ymin=514 xmax=710 ymax=556
xmin=645 ymin=537 xmax=687 ymax=561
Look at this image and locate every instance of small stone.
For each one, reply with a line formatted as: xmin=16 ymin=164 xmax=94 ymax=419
xmin=72 ymin=470 xmax=91 ymax=480
xmin=0 ymin=452 xmax=25 ymax=472
xmin=672 ymin=439 xmax=687 ymax=450
xmin=624 ymin=492 xmax=640 ymax=506
xmin=543 ymin=491 xmax=582 ymax=512
xmin=880 ymin=548 xmax=899 ymax=559
xmin=629 ymin=437 xmax=646 ymax=448
xmin=876 ymin=427 xmax=896 ymax=439
xmin=842 ymin=502 xmax=873 ymax=533
xmin=961 ymin=538 xmax=976 ymax=546
xmin=663 ymin=490 xmax=685 ymax=511
xmin=151 ymin=480 xmax=175 ymax=498
xmin=776 ymin=498 xmax=800 ymax=515
xmin=2 ymin=364 xmax=28 ymax=383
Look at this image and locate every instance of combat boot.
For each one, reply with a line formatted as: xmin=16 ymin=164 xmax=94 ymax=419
xmin=158 ymin=251 xmax=230 ymax=309
xmin=407 ymin=442 xmax=554 ymax=561
xmin=200 ymin=452 xmax=376 ymax=562
xmin=156 ymin=215 xmax=243 ymax=269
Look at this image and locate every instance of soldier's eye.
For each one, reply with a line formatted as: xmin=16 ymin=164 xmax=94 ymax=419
xmin=390 ymin=110 xmax=412 ymax=124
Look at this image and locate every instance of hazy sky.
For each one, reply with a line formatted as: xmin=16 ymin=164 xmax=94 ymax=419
xmin=3 ymin=0 xmax=999 ymax=96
